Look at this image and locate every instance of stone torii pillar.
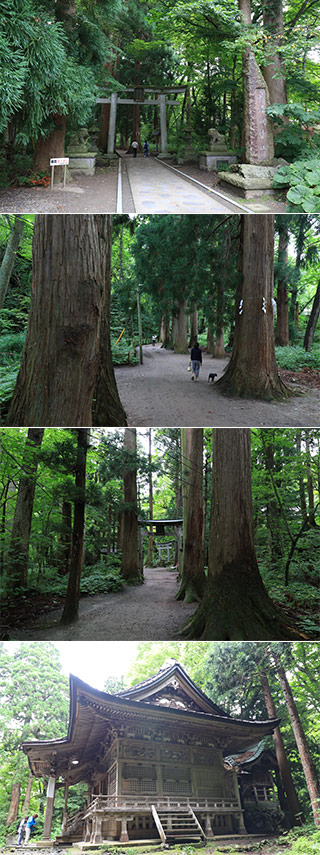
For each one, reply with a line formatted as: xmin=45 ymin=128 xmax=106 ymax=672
xmin=159 ymin=93 xmax=168 ymax=154
xmin=107 ymin=92 xmax=118 ymax=154
xmin=43 ymin=776 xmax=56 ymax=839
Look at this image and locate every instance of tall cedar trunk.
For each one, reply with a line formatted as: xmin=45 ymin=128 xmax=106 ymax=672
xmin=207 ymin=324 xmax=215 ymax=354
xmin=58 ymin=501 xmax=72 ymax=575
xmin=290 ymin=218 xmax=306 ymax=324
xmin=173 ymin=301 xmax=188 ymax=353
xmin=184 ymin=430 xmax=300 ymax=639
xmin=306 ymin=434 xmax=316 ymax=525
xmin=262 ymin=0 xmax=287 ymax=106
xmin=296 ymin=431 xmax=308 ymax=524
xmin=274 ymin=654 xmax=320 ymax=826
xmin=303 ymin=281 xmax=320 ymax=352
xmin=60 ymin=429 xmax=89 ymax=624
xmin=147 ymin=429 xmax=154 ymax=564
xmin=33 ymin=115 xmax=67 ymax=181
xmin=217 ymin=216 xmax=289 ymax=399
xmin=214 ymin=238 xmax=227 ymax=357
xmin=92 ymin=217 xmax=127 ymax=426
xmin=0 ymin=215 xmax=25 ymax=309
xmin=263 ymin=435 xmax=283 ymax=564
xmin=6 ymin=428 xmax=44 ymax=592
xmin=276 ymin=219 xmax=290 ymax=346
xmin=22 ymin=774 xmax=34 ymax=816
xmin=6 ymin=778 xmax=20 ymax=826
xmin=259 ymin=668 xmax=302 ymax=825
xmin=121 ymin=429 xmax=141 ymax=583
xmin=177 ymin=429 xmax=206 ymax=602
xmin=7 ymin=215 xmax=109 ymax=426
xmin=159 ymin=314 xmax=170 ymax=347
xmin=188 ymin=309 xmax=198 ymax=347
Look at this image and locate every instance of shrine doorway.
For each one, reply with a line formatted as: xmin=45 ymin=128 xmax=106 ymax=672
xmin=138 ymin=518 xmax=183 ymax=572
xmin=96 ymin=86 xmax=186 ymax=156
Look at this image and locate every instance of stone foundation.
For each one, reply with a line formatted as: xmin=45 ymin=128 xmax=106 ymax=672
xmin=67 ymin=153 xmax=97 ymax=175
xmin=199 ymin=152 xmax=237 ymax=171
xmin=218 ymin=163 xmax=277 ymax=198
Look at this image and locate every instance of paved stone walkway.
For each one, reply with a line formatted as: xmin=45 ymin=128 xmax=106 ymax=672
xmin=125 ymin=156 xmax=245 ymax=213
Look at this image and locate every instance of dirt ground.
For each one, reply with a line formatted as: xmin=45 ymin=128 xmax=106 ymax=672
xmin=115 ymin=345 xmax=320 ymax=427
xmin=11 ymin=567 xmax=196 ymax=641
xmin=0 ymin=161 xmax=134 ymax=213
xmin=1 ymin=841 xmax=287 ymax=855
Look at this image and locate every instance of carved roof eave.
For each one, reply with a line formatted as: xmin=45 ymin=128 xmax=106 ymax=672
xmin=117 ymin=661 xmax=229 ymax=716
xmin=22 ymin=675 xmax=280 ymax=780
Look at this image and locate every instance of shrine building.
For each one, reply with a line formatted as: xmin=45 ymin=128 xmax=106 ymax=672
xmin=22 ymin=661 xmax=280 ymax=845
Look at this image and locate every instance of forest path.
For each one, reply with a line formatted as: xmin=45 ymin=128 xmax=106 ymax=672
xmin=115 ymin=345 xmax=320 ymax=427
xmin=125 ymin=155 xmax=245 ymax=213
xmin=12 ymin=568 xmax=196 ymax=641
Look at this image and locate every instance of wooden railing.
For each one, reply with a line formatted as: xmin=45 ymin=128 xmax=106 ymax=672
xmin=83 ymin=795 xmax=240 ymax=818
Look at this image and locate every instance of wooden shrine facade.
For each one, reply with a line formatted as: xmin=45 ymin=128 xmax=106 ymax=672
xmin=22 ymin=662 xmax=280 ymax=844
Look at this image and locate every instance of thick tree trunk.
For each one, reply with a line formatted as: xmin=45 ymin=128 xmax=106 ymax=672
xmin=121 ymin=429 xmax=141 ymax=584
xmin=262 ymin=0 xmax=287 ymax=106
xmin=263 ymin=435 xmax=283 ymax=565
xmin=188 ymin=308 xmax=198 ymax=347
xmin=33 ymin=115 xmax=67 ymax=182
xmin=159 ymin=314 xmax=170 ymax=347
xmin=7 ymin=215 xmax=109 ymax=426
xmin=6 ymin=428 xmax=44 ymax=592
xmin=173 ymin=301 xmax=188 ymax=353
xmin=176 ymin=429 xmax=206 ymax=602
xmin=58 ymin=501 xmax=72 ymax=575
xmin=92 ymin=216 xmax=127 ymax=426
xmin=276 ymin=219 xmax=290 ymax=346
xmin=303 ymin=281 xmax=320 ymax=352
xmin=206 ymin=324 xmax=215 ymax=355
xmin=22 ymin=775 xmax=34 ymax=817
xmin=60 ymin=429 xmax=89 ymax=624
xmin=217 ymin=216 xmax=289 ymax=399
xmin=0 ymin=216 xmax=25 ymax=310
xmin=274 ymin=655 xmax=320 ymax=827
xmin=184 ymin=430 xmax=300 ymax=639
xmin=214 ymin=268 xmax=226 ymax=357
xmin=259 ymin=667 xmax=302 ymax=825
xmin=6 ymin=779 xmax=20 ymax=826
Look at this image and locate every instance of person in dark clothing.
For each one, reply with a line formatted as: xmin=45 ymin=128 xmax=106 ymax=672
xmin=190 ymin=341 xmax=202 ymax=380
xmin=143 ymin=140 xmax=149 ymax=157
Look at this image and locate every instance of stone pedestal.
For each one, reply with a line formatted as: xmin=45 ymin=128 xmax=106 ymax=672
xmin=199 ymin=152 xmax=237 ymax=171
xmin=218 ymin=163 xmax=277 ymax=198
xmin=67 ymin=153 xmax=96 ymax=175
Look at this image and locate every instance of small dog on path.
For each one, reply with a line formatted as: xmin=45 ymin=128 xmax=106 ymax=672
xmin=208 ymin=373 xmax=217 ymax=383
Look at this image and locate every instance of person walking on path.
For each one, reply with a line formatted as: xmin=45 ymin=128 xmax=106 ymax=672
xmin=25 ymin=815 xmax=38 ymax=843
xmin=131 ymin=140 xmax=138 ymax=157
xmin=17 ymin=818 xmax=28 ymax=846
xmin=190 ymin=341 xmax=202 ymax=381
xmin=143 ymin=140 xmax=149 ymax=157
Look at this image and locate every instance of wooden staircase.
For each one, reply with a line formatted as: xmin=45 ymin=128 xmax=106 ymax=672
xmin=151 ymin=805 xmax=206 ymax=845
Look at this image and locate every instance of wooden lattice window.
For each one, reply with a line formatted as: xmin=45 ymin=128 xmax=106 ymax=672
xmin=197 ymin=768 xmax=223 ymax=797
xmin=122 ymin=764 xmax=156 ymax=795
xmin=162 ymin=765 xmax=191 ymax=796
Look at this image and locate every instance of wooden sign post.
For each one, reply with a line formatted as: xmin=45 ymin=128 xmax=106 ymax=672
xmin=50 ymin=157 xmax=69 ymax=189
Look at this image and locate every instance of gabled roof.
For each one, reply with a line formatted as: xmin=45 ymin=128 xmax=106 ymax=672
xmin=117 ymin=660 xmax=230 ymax=717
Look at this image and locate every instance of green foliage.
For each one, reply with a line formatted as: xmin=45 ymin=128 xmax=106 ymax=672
xmin=273 ymin=160 xmax=320 ymax=213
xmin=267 ymin=104 xmax=320 ymax=161
xmin=275 ymin=344 xmax=320 ymax=370
xmin=80 ymin=558 xmax=124 ymax=594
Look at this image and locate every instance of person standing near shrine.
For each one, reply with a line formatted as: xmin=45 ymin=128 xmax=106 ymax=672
xmin=17 ymin=817 xmax=28 ymax=846
xmin=25 ymin=814 xmax=38 ymax=843
xmin=132 ymin=140 xmax=138 ymax=157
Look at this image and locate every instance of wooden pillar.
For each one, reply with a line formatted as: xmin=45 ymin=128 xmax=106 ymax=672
xmin=120 ymin=817 xmax=129 ymax=842
xmin=205 ymin=814 xmax=214 ymax=838
xmin=43 ymin=776 xmax=56 ymax=839
xmin=92 ymin=814 xmax=103 ymax=843
xmin=159 ymin=94 xmax=168 ymax=154
xmin=108 ymin=93 xmax=117 ymax=154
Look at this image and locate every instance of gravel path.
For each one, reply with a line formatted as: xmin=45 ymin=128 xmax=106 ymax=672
xmin=11 ymin=568 xmax=196 ymax=641
xmin=115 ymin=345 xmax=320 ymax=427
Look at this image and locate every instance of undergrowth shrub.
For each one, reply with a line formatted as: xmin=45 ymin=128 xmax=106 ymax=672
xmin=275 ymin=344 xmax=319 ymax=370
xmin=273 ymin=159 xmax=320 ymax=212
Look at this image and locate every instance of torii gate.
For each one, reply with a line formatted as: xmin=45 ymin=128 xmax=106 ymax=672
xmin=96 ymin=86 xmax=187 ymax=156
xmin=138 ymin=518 xmax=183 ymax=571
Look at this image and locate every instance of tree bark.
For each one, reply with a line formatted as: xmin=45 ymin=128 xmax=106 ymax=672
xmin=33 ymin=115 xmax=67 ymax=182
xmin=303 ymin=281 xmax=320 ymax=352
xmin=58 ymin=501 xmax=72 ymax=575
xmin=60 ymin=428 xmax=89 ymax=624
xmin=259 ymin=667 xmax=302 ymax=825
xmin=176 ymin=429 xmax=206 ymax=602
xmin=92 ymin=216 xmax=127 ymax=426
xmin=276 ymin=219 xmax=290 ymax=346
xmin=22 ymin=774 xmax=34 ymax=816
xmin=6 ymin=779 xmax=20 ymax=826
xmin=274 ymin=653 xmax=320 ymax=826
xmin=7 ymin=215 xmax=109 ymax=426
xmin=0 ymin=216 xmax=25 ymax=310
xmin=184 ymin=430 xmax=300 ymax=639
xmin=217 ymin=216 xmax=289 ymax=399
xmin=159 ymin=314 xmax=170 ymax=347
xmin=121 ymin=428 xmax=141 ymax=584
xmin=6 ymin=428 xmax=44 ymax=592
xmin=188 ymin=308 xmax=198 ymax=347
xmin=206 ymin=324 xmax=215 ymax=355
xmin=173 ymin=301 xmax=188 ymax=353
xmin=262 ymin=0 xmax=287 ymax=106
